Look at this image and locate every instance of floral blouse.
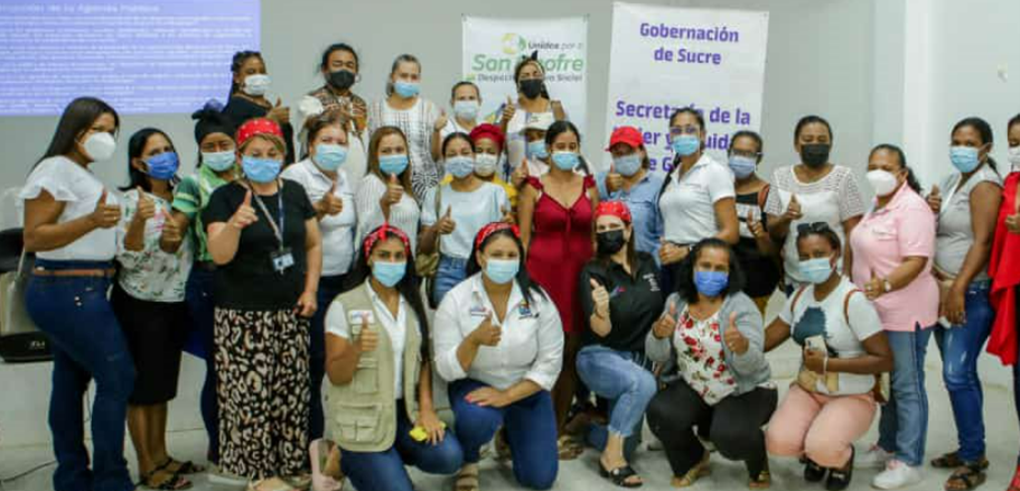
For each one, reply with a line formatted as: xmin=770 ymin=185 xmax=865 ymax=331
xmin=115 ymin=189 xmax=193 ymax=302
xmin=672 ymin=307 xmax=737 ymax=405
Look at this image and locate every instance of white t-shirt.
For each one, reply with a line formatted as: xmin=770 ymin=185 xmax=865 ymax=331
xmin=325 ymin=281 xmax=408 ymax=394
xmin=779 ymin=276 xmax=884 ymax=396
xmin=20 ymin=156 xmax=119 ymax=261
xmin=660 ymin=154 xmax=735 ymax=245
xmin=421 ymin=181 xmax=509 ymax=259
xmin=281 ymin=159 xmax=357 ymax=277
xmin=354 ymin=173 xmax=421 ymax=254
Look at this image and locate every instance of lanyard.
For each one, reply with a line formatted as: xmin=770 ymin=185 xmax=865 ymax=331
xmin=248 ymin=180 xmax=285 ymax=249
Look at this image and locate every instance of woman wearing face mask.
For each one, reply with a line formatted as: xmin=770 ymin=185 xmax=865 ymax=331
xmin=599 ymin=126 xmax=665 ymax=258
xmin=434 ymin=223 xmax=564 ymax=491
xmin=297 ymin=43 xmax=368 ymax=194
xmin=280 ymin=110 xmax=358 ymax=445
xmin=166 ymin=105 xmax=238 ymax=472
xmin=113 ymin=128 xmax=197 ymax=490
xmin=420 ymin=133 xmax=511 ymax=307
xmin=728 ymin=131 xmax=780 ymax=314
xmin=575 ymin=201 xmax=661 ymax=488
xmin=646 ymin=238 xmax=775 ymax=489
xmin=763 ymin=223 xmax=892 ymax=491
xmin=367 ymin=54 xmax=445 ymax=201
xmin=441 ymin=81 xmax=483 ymax=140
xmin=517 ymin=120 xmax=598 ymax=459
xmin=849 ymin=144 xmax=938 ymax=490
xmin=22 ymin=97 xmax=132 ymax=491
xmin=203 ymin=118 xmax=323 ymax=491
xmin=987 ymin=114 xmax=1020 ymax=491
xmin=324 ymin=224 xmax=463 ymax=491
xmin=923 ymin=117 xmax=1002 ymax=491
xmin=223 ymin=50 xmax=295 ymax=164
xmin=658 ymin=108 xmax=739 ymax=295
xmin=509 ymin=113 xmax=556 ymax=187
xmin=466 ymin=124 xmax=517 ymax=208
xmin=765 ymin=116 xmax=865 ymax=294
xmin=355 ymin=127 xmax=421 ymax=253
xmin=497 ymin=51 xmax=568 ymax=171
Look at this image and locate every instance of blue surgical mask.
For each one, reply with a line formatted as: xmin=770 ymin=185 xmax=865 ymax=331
xmin=672 ymin=135 xmax=701 ymax=157
xmin=613 ymin=154 xmax=642 ymax=177
xmin=379 ymin=154 xmax=409 ymax=176
xmin=950 ymin=146 xmax=981 ymax=174
xmin=241 ymin=155 xmax=282 ymax=183
xmin=799 ymin=257 xmax=835 ymax=285
xmin=372 ymin=260 xmax=406 ymax=287
xmin=551 ymin=151 xmax=579 ymax=171
xmin=144 ymin=152 xmax=179 ymax=180
xmin=203 ymin=150 xmax=236 ymax=172
xmin=693 ymin=270 xmax=729 ymax=297
xmin=453 ymin=100 xmax=480 ymax=121
xmin=314 ymin=144 xmax=348 ymax=171
xmin=446 ymin=156 xmax=475 ymax=179
xmin=485 ymin=258 xmax=519 ymax=285
xmin=393 ymin=80 xmax=420 ymax=98
xmin=728 ymin=155 xmax=757 ymax=179
xmin=527 ymin=140 xmax=548 ymax=160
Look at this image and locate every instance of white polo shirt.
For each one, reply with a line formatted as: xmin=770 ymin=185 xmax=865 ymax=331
xmin=660 ymin=154 xmax=735 ymax=245
xmin=281 ymin=159 xmax=357 ymax=277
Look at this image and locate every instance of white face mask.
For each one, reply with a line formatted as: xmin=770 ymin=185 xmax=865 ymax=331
xmin=82 ymin=132 xmax=117 ymax=161
xmin=1009 ymin=145 xmax=1020 ymax=173
xmin=866 ymin=169 xmax=899 ymax=197
xmin=242 ymin=74 xmax=271 ymax=96
xmin=475 ymin=153 xmax=498 ymax=177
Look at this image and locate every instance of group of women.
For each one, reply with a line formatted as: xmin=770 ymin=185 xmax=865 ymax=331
xmin=16 ymin=41 xmax=1020 ymax=491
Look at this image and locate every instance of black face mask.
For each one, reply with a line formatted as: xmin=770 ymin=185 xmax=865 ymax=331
xmin=800 ymin=143 xmax=831 ymax=168
xmin=596 ymin=230 xmax=627 ymax=255
xmin=328 ymin=69 xmax=356 ymax=91
xmin=519 ymin=79 xmax=545 ymax=99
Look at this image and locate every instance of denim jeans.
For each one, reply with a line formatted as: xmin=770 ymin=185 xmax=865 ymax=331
xmin=184 ymin=266 xmax=218 ymax=462
xmin=449 ymin=379 xmax=558 ymax=490
xmin=878 ymin=324 xmax=933 ymax=466
xmin=432 ymin=255 xmax=468 ymax=307
xmin=575 ymin=346 xmax=656 ymax=459
xmin=25 ymin=260 xmax=136 ymax=491
xmin=309 ymin=273 xmax=349 ymax=441
xmin=340 ymin=401 xmax=463 ymax=491
xmin=933 ymin=281 xmax=993 ymax=462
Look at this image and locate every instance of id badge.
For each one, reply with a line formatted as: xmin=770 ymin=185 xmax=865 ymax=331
xmin=271 ymin=247 xmax=295 ymax=274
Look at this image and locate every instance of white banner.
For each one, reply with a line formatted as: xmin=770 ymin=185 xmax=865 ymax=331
xmin=605 ymin=2 xmax=769 ymax=172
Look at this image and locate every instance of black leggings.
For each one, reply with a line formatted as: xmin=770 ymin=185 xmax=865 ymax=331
xmin=647 ymin=379 xmax=777 ymax=478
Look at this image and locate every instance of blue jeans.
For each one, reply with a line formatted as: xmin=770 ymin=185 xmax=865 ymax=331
xmin=449 ymin=379 xmax=558 ymax=490
xmin=309 ymin=274 xmax=349 ymax=441
xmin=878 ymin=324 xmax=932 ymax=466
xmin=340 ymin=401 xmax=463 ymax=491
xmin=184 ymin=266 xmax=219 ymax=462
xmin=576 ymin=346 xmax=656 ymax=459
xmin=933 ymin=281 xmax=993 ymax=462
xmin=432 ymin=255 xmax=468 ymax=307
xmin=25 ymin=260 xmax=136 ymax=491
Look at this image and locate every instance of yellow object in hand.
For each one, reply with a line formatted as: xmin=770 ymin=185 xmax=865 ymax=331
xmin=409 ymin=422 xmax=447 ymax=442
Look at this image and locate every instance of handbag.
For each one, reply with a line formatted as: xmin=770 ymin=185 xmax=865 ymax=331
xmin=415 ymin=186 xmax=443 ymax=278
xmin=0 ymin=245 xmax=51 ymax=363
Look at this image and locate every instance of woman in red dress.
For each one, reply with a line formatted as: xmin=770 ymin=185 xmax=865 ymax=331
xmin=518 ymin=120 xmax=599 ymax=459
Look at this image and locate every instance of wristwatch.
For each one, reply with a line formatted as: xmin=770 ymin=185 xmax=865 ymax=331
xmin=882 ymin=278 xmax=893 ymax=294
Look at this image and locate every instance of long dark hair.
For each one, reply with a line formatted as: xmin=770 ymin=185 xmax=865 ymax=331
xmin=229 ymin=50 xmax=263 ymax=97
xmin=35 ymin=97 xmax=120 ymax=169
xmin=794 ymin=115 xmax=834 ymax=144
xmin=441 ymin=132 xmax=475 ymax=156
xmin=952 ymin=117 xmax=998 ymax=173
xmin=351 ymin=226 xmax=430 ymax=359
xmin=120 ymin=128 xmax=177 ymax=192
xmin=543 ymin=120 xmax=590 ymax=174
xmin=593 ymin=221 xmax=639 ymax=278
xmin=658 ymin=107 xmax=706 ymax=202
xmin=675 ymin=238 xmax=747 ymax=304
xmin=513 ymin=52 xmax=551 ymax=100
xmin=466 ymin=227 xmax=547 ymax=306
xmin=869 ymin=144 xmax=921 ymax=193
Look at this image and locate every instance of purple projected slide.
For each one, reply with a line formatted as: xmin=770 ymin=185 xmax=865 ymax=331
xmin=0 ymin=0 xmax=260 ymax=116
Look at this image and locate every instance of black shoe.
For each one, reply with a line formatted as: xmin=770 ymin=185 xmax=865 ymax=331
xmin=825 ymin=447 xmax=854 ymax=491
xmin=804 ymin=458 xmax=827 ymax=482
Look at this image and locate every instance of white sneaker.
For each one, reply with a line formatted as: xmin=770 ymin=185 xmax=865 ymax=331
xmin=856 ymin=443 xmax=893 ymax=469
xmin=872 ymin=460 xmax=923 ymax=489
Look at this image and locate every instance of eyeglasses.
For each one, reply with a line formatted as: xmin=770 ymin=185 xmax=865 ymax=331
xmin=796 ymin=222 xmax=831 ymax=235
xmin=669 ymin=126 xmax=700 ymax=136
xmin=729 ymin=149 xmax=761 ymax=159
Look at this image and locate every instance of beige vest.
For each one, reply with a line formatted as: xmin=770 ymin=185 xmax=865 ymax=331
xmin=326 ymin=283 xmax=422 ymax=452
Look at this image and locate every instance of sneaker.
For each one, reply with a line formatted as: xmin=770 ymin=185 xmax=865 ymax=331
xmin=872 ymin=460 xmax=923 ymax=490
xmin=855 ymin=443 xmax=893 ymax=469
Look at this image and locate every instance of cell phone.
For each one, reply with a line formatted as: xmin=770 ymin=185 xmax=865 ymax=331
xmin=805 ymin=335 xmax=826 ymax=352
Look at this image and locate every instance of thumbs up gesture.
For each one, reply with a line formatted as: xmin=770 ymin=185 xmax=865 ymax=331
xmin=511 ymin=160 xmax=530 ymax=189
xmin=89 ymin=189 xmax=121 ymax=229
xmin=501 ymin=96 xmax=516 ymax=125
xmin=317 ymin=181 xmax=344 ymax=216
xmin=500 ymin=205 xmax=515 ymax=224
xmin=268 ymin=97 xmax=290 ymax=125
xmin=355 ymin=317 xmax=379 ymax=353
xmin=229 ymin=190 xmax=258 ymax=230
xmin=590 ymin=278 xmax=610 ymax=319
xmin=159 ymin=209 xmax=183 ymax=249
xmin=605 ymin=162 xmax=624 ymax=194
xmin=783 ymin=194 xmax=803 ymax=222
xmin=436 ymin=206 xmax=456 ymax=235
xmin=653 ymin=299 xmax=679 ymax=339
xmin=384 ymin=173 xmax=403 ymax=205
xmin=926 ymin=185 xmax=942 ymax=214
xmin=746 ymin=209 xmax=765 ymax=239
xmin=134 ymin=187 xmax=156 ymax=223
xmin=435 ymin=109 xmax=449 ymax=131
xmin=864 ymin=269 xmax=887 ymax=300
xmin=469 ymin=313 xmax=502 ymax=347
xmin=723 ymin=312 xmax=749 ymax=354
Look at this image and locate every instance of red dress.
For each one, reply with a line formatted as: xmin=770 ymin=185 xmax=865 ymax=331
xmin=525 ymin=175 xmax=595 ymax=334
xmin=988 ymin=173 xmax=1020 ymax=365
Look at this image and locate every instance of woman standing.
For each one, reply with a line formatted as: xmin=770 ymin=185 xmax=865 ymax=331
xmin=468 ymin=124 xmax=517 ymax=208
xmin=517 ymin=120 xmax=598 ymax=458
xmin=113 ymin=128 xmax=196 ymax=490
xmin=203 ymin=118 xmax=322 ymax=491
xmin=926 ymin=117 xmax=1002 ymax=491
xmin=850 ymin=144 xmax=938 ymax=490
xmin=434 ymin=223 xmax=564 ymax=491
xmin=367 ymin=54 xmax=446 ymax=201
xmin=496 ymin=51 xmax=567 ymax=169
xmin=324 ymin=225 xmax=463 ymax=491
xmin=222 ymin=50 xmax=295 ymax=164
xmin=597 ymin=126 xmax=664 ymax=258
xmin=354 ymin=126 xmax=421 ymax=253
xmin=22 ymin=97 xmax=134 ymax=491
xmin=441 ymin=81 xmax=483 ymax=139
xmin=645 ymin=239 xmax=775 ymax=489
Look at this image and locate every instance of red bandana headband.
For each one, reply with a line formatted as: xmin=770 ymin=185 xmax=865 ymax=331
xmin=595 ymin=200 xmax=632 ymax=224
xmin=236 ymin=118 xmax=283 ymax=148
xmin=475 ymin=222 xmax=520 ymax=250
xmin=362 ymin=223 xmax=411 ymax=261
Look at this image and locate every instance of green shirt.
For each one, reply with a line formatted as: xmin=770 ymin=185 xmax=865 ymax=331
xmin=172 ymin=165 xmax=232 ymax=262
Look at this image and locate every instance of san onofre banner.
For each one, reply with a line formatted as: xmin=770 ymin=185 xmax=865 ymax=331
xmin=605 ymin=2 xmax=769 ymax=172
xmin=462 ymin=15 xmax=589 ymax=135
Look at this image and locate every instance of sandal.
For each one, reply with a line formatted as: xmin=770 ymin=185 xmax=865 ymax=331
xmin=931 ymin=451 xmax=989 ymax=470
xmin=749 ymin=459 xmax=770 ymax=489
xmin=309 ymin=439 xmax=344 ymax=491
xmin=599 ymin=460 xmax=643 ymax=488
xmin=248 ymin=477 xmax=298 ymax=491
xmin=454 ymin=463 xmax=480 ymax=491
xmin=671 ymin=451 xmax=711 ymax=488
xmin=494 ymin=428 xmax=512 ymax=462
xmin=944 ymin=463 xmax=987 ymax=491
xmin=284 ymin=473 xmax=312 ymax=491
xmin=162 ymin=459 xmax=206 ymax=475
xmin=556 ymin=435 xmax=583 ymax=460
xmin=139 ymin=468 xmax=192 ymax=490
